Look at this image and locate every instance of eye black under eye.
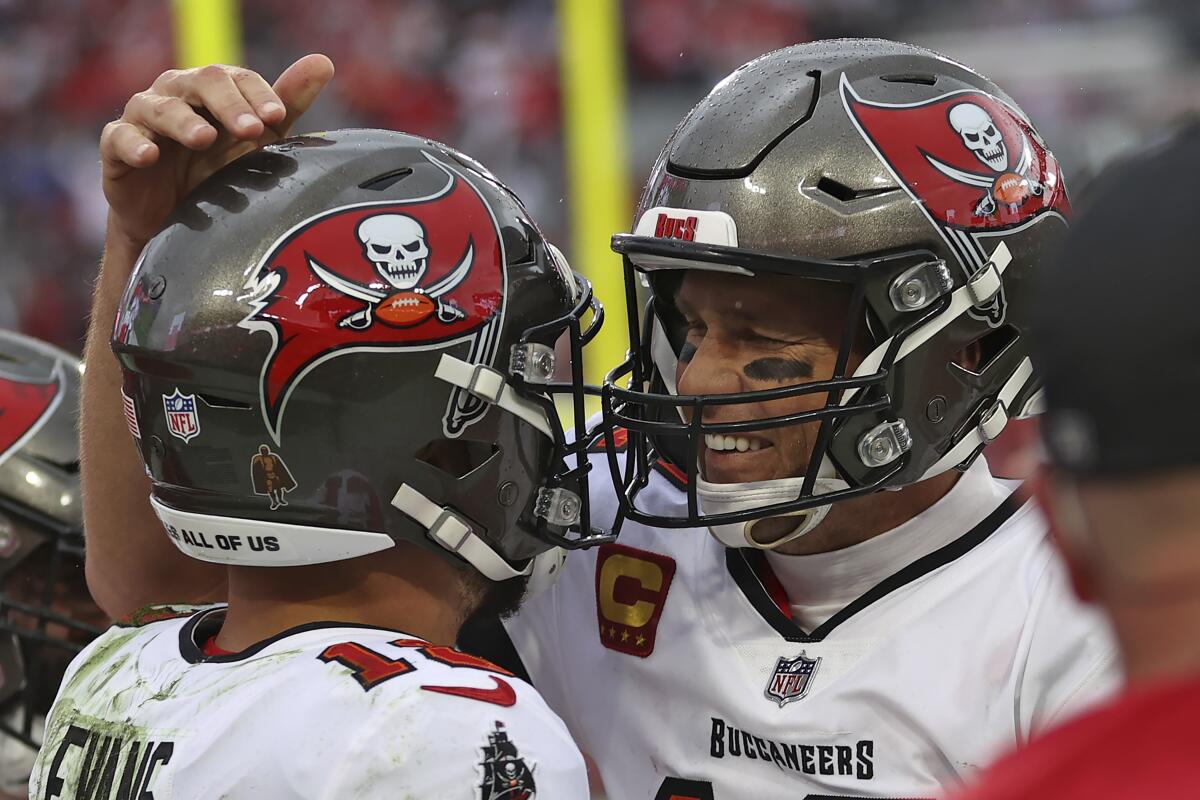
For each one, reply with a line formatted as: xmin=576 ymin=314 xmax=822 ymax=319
xmin=743 ymin=357 xmax=813 ymax=382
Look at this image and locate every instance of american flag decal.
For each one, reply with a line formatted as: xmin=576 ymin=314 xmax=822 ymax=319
xmin=121 ymin=389 xmax=140 ymax=439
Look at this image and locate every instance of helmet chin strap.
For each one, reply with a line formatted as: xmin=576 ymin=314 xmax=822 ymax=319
xmin=696 ymin=457 xmax=849 ymax=550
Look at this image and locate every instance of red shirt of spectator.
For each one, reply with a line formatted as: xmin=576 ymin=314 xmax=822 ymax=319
xmin=952 ymin=676 xmax=1200 ymax=800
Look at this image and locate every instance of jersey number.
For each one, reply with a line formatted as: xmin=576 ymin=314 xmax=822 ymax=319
xmin=318 ymin=639 xmax=512 ymax=692
xmin=318 ymin=642 xmax=416 ymax=690
xmin=654 ymin=778 xmax=929 ymax=800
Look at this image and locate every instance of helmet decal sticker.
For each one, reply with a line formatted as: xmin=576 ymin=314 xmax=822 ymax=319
xmin=840 ymin=73 xmax=1071 ymax=326
xmin=250 ymin=444 xmax=297 ymax=511
xmin=240 ymin=153 xmax=508 ymax=442
xmin=0 ymin=359 xmax=63 ymax=470
xmin=163 ymin=388 xmax=202 ymax=443
xmin=121 ymin=388 xmax=141 ymax=440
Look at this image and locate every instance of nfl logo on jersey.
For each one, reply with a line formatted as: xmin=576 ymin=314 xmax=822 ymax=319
xmin=163 ymin=389 xmax=201 ymax=443
xmin=765 ymin=651 xmax=821 ymax=707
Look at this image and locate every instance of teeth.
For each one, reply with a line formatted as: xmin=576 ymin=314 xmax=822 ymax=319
xmin=704 ymin=434 xmax=764 ymax=452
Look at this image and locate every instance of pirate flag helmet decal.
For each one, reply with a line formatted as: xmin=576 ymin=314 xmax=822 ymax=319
xmin=240 ymin=153 xmax=509 ymax=442
xmin=602 ymin=40 xmax=1069 ymax=547
xmin=114 ymin=129 xmax=610 ymax=586
xmin=842 ymin=74 xmax=1071 ymax=326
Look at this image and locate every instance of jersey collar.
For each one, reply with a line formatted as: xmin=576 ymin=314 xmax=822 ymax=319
xmin=725 ymin=478 xmax=1026 ymax=642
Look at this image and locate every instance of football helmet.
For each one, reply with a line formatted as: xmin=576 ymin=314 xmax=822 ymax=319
xmin=0 ymin=332 xmax=104 ymax=786
xmin=114 ymin=129 xmax=608 ymax=589
xmin=601 ymin=40 xmax=1069 ymax=548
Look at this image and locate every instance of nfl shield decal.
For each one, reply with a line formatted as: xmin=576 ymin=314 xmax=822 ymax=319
xmin=765 ymin=651 xmax=820 ymax=707
xmin=162 ymin=389 xmax=201 ymax=443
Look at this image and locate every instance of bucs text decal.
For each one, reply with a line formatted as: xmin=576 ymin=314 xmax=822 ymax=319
xmin=595 ymin=543 xmax=676 ymax=657
xmin=0 ymin=359 xmax=63 ymax=469
xmin=239 ymin=153 xmax=507 ymax=442
xmin=841 ymin=74 xmax=1070 ymax=326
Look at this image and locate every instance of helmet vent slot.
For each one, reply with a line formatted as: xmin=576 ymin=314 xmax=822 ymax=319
xmin=196 ymin=394 xmax=251 ymax=411
xmin=880 ymin=73 xmax=938 ymax=86
xmin=954 ymin=324 xmax=1019 ymax=377
xmin=815 ymin=176 xmax=897 ymax=202
xmin=416 ymin=439 xmax=500 ymax=480
xmin=358 ymin=168 xmax=414 ymax=191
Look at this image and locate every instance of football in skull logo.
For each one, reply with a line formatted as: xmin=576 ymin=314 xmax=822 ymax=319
xmin=240 ymin=155 xmax=507 ymax=443
xmin=841 ymin=76 xmax=1070 ymax=230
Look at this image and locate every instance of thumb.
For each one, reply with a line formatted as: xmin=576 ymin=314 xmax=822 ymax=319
xmin=268 ymin=54 xmax=335 ymax=140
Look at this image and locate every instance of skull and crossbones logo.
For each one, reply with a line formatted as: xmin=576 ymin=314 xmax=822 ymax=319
xmin=307 ymin=213 xmax=471 ymax=330
xmin=925 ymin=102 xmax=1045 ymax=217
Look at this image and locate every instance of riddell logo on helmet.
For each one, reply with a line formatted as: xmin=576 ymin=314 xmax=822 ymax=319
xmin=654 ymin=212 xmax=698 ymax=241
xmin=238 ymin=153 xmax=508 ymax=443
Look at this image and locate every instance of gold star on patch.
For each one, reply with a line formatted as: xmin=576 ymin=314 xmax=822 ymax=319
xmin=636 ymin=634 xmax=646 ymax=647
xmin=620 ymin=630 xmax=630 ymax=643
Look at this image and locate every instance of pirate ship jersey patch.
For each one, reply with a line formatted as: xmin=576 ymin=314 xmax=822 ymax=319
xmin=238 ymin=152 xmax=508 ymax=443
xmin=479 ymin=721 xmax=536 ymax=800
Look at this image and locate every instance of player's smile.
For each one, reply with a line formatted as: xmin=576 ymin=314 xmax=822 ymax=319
xmin=701 ymin=431 xmax=776 ymax=483
xmin=674 ymin=270 xmax=863 ymax=487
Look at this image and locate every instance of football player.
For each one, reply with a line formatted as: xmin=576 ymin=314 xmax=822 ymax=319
xmin=0 ymin=331 xmax=106 ymax=799
xmin=78 ymin=43 xmax=1118 ymax=800
xmin=33 ymin=58 xmax=601 ymax=798
xmin=487 ymin=39 xmax=1120 ymax=799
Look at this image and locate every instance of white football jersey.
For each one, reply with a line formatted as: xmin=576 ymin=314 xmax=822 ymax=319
xmin=31 ymin=605 xmax=586 ymax=800
xmin=504 ymin=450 xmax=1118 ymax=800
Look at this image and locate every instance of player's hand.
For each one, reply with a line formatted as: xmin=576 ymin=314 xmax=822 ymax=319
xmin=99 ymin=54 xmax=335 ymax=247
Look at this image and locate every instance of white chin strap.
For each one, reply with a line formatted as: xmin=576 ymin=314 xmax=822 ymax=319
xmin=393 ymin=352 xmax=569 ymax=593
xmin=434 ymin=354 xmax=554 ymax=437
xmin=391 ymin=484 xmax=566 ymax=594
xmin=697 ymin=457 xmax=849 ymax=550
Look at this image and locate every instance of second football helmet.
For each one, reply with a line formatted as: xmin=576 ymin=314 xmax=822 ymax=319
xmin=0 ymin=332 xmax=104 ymax=789
xmin=602 ymin=40 xmax=1069 ymax=547
xmin=114 ymin=129 xmax=608 ymax=588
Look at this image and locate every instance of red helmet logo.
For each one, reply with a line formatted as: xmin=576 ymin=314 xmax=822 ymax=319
xmin=841 ymin=74 xmax=1071 ymax=325
xmin=0 ymin=361 xmax=62 ymax=467
xmin=240 ymin=155 xmax=507 ymax=441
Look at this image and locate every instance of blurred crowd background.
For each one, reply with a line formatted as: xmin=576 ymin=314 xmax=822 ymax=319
xmin=1 ymin=0 xmax=1197 ymax=352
